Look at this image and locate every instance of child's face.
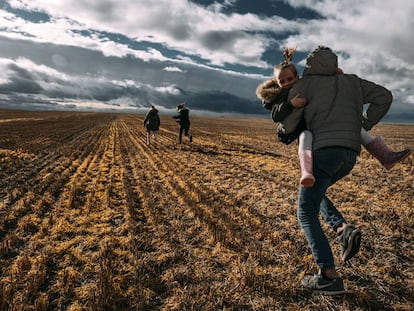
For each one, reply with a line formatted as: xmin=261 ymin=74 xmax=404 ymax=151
xmin=276 ymin=68 xmax=298 ymax=89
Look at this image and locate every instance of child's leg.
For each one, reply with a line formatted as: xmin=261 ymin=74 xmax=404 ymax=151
xmin=361 ymin=128 xmax=411 ymax=170
xmin=298 ymin=130 xmax=315 ymax=187
xmin=360 ymin=128 xmax=374 ymax=145
xmin=146 ymin=131 xmax=150 ymax=145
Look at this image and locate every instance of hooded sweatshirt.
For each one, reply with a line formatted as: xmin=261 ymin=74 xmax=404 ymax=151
xmin=283 ymin=46 xmax=392 ymax=152
xmin=144 ymin=107 xmax=160 ymax=131
xmin=173 ymin=107 xmax=191 ymax=127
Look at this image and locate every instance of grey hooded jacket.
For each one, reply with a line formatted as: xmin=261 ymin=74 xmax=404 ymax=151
xmin=283 ymin=47 xmax=392 ymax=153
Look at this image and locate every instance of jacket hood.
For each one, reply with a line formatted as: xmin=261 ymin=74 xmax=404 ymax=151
xmin=303 ymin=46 xmax=338 ymax=76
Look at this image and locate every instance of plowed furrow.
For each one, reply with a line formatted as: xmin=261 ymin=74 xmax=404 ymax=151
xmin=0 ymin=117 xmax=125 ymax=309
xmin=0 ymin=119 xmax=110 ymax=204
xmin=0 ymin=122 xmax=110 ymax=242
xmin=117 ymin=118 xmax=238 ymax=308
xmin=122 ymin=117 xmax=282 ymax=252
xmin=119 ymin=119 xmax=245 ymax=252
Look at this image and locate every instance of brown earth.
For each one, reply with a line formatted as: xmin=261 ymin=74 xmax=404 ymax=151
xmin=0 ymin=109 xmax=413 ymax=310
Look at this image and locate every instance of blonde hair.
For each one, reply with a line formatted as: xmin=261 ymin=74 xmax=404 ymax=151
xmin=273 ymin=47 xmax=298 ymax=78
xmin=255 ymin=47 xmax=299 ymax=103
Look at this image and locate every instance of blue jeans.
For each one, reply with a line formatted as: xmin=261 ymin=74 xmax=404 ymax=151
xmin=297 ymin=147 xmax=357 ymax=270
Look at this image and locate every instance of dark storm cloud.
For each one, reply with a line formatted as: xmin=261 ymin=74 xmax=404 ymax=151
xmin=168 ymin=22 xmax=192 ymax=41
xmin=201 ymin=30 xmax=242 ymax=51
xmin=0 ymin=63 xmax=43 ymax=94
xmin=0 ymin=36 xmax=264 ymax=115
xmin=0 ymin=34 xmax=265 ymax=99
xmin=1 ymin=0 xmax=413 ymax=122
xmin=183 ymin=90 xmax=260 ymax=114
xmin=0 ymin=93 xmax=60 ymax=110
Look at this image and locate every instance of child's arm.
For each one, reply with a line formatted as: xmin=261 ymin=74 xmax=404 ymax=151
xmin=272 ymin=93 xmax=306 ymax=122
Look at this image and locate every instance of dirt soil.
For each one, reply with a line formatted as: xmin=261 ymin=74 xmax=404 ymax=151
xmin=0 ymin=109 xmax=413 ymax=310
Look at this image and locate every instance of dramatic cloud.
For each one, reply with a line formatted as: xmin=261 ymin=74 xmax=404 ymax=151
xmin=0 ymin=0 xmax=413 ymax=121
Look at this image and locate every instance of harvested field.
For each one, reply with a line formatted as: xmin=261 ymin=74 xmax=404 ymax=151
xmin=0 ymin=109 xmax=413 ymax=311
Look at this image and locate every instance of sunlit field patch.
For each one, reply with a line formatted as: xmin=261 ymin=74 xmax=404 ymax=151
xmin=0 ymin=109 xmax=413 ymax=310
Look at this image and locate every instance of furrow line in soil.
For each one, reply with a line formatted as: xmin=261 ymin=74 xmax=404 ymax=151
xmin=122 ymin=116 xmax=306 ymax=272
xmin=43 ymin=119 xmax=137 ymax=309
xmin=119 ymin=118 xmax=214 ymax=251
xmin=118 ymin=118 xmax=246 ymax=308
xmin=0 ymin=118 xmax=111 ymax=243
xmin=0 ymin=115 xmax=113 ymax=206
xmin=0 ymin=118 xmax=120 ymax=309
xmin=123 ymin=116 xmax=292 ymax=253
xmin=117 ymin=120 xmax=197 ymax=308
xmin=121 ymin=118 xmax=249 ymax=252
xmin=120 ymin=119 xmax=233 ymax=256
xmin=123 ymin=117 xmax=245 ymax=308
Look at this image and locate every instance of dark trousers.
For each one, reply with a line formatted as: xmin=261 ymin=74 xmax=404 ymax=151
xmin=179 ymin=126 xmax=190 ymax=143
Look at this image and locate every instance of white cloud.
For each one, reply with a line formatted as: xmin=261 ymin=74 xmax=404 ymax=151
xmin=154 ymin=85 xmax=182 ymax=95
xmin=1 ymin=0 xmax=413 ymax=120
xmin=4 ymin=0 xmax=290 ymax=67
xmin=162 ymin=66 xmax=185 ymax=73
xmin=5 ymin=0 xmax=414 ymax=72
xmin=281 ymin=0 xmax=414 ymax=110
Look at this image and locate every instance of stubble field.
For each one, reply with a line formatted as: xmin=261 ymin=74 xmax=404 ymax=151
xmin=0 ymin=109 xmax=413 ymax=311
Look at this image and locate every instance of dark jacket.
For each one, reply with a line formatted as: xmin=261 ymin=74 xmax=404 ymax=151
xmin=256 ymin=78 xmax=293 ymax=114
xmin=269 ymin=88 xmax=294 ymax=122
xmin=283 ymin=47 xmax=392 ymax=152
xmin=173 ymin=108 xmax=190 ymax=127
xmin=144 ymin=108 xmax=160 ymax=131
xmin=256 ymin=81 xmax=304 ymax=144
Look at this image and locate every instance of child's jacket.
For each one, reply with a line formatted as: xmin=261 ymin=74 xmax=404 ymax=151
xmin=256 ymin=79 xmax=305 ymax=144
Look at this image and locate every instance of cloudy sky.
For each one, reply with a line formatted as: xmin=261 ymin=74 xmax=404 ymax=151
xmin=0 ymin=0 xmax=413 ymax=122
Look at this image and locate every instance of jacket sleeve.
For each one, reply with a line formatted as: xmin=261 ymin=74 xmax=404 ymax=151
xmin=281 ymin=83 xmax=305 ymax=134
xmin=360 ymin=79 xmax=393 ymax=130
xmin=271 ymin=100 xmax=294 ymax=122
xmin=278 ymin=108 xmax=304 ymax=134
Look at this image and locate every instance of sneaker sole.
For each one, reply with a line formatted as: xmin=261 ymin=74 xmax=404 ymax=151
xmin=342 ymin=229 xmax=361 ymax=262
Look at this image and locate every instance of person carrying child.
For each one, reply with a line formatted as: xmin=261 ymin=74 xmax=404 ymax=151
xmin=275 ymin=46 xmax=410 ymax=295
xmin=256 ymin=48 xmax=411 ymax=188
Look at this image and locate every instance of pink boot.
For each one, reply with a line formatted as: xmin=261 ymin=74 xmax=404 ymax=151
xmin=299 ymin=150 xmax=315 ymax=187
xmin=364 ymin=136 xmax=411 ymax=170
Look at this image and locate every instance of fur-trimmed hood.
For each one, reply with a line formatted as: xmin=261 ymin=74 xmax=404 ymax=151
xmin=256 ymin=78 xmax=291 ymax=111
xmin=256 ymin=79 xmax=282 ymax=102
